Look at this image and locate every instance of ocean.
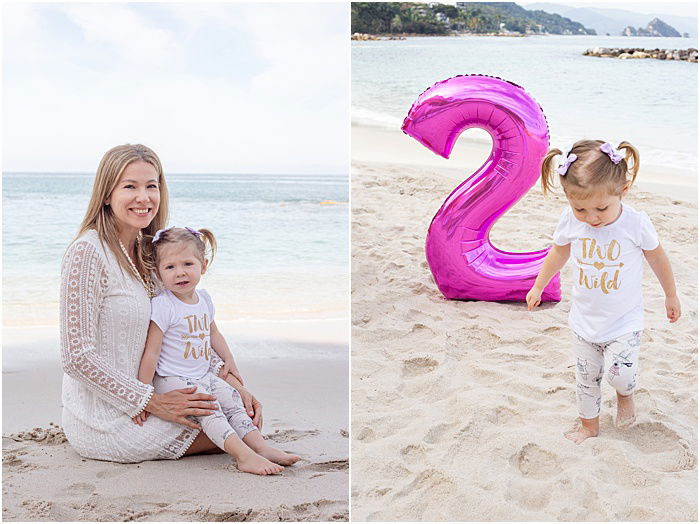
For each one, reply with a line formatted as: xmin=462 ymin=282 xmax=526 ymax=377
xmin=352 ymin=34 xmax=698 ymax=177
xmin=2 ymin=172 xmax=349 ymax=331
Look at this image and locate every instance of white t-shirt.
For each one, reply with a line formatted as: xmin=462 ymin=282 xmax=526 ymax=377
xmin=150 ymin=288 xmax=215 ymax=379
xmin=553 ymin=204 xmax=659 ymax=342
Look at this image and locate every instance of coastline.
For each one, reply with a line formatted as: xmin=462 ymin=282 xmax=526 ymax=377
xmin=2 ymin=320 xmax=349 ymax=521
xmin=352 ymin=123 xmax=698 ymax=202
xmin=350 ymin=124 xmax=697 ymax=520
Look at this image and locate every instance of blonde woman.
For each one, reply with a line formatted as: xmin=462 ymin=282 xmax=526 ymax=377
xmin=60 ymin=144 xmax=262 ymax=462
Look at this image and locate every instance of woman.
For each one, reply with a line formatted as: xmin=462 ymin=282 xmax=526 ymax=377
xmin=60 ymin=144 xmax=262 ymax=462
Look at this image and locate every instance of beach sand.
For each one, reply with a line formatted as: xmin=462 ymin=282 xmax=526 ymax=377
xmin=3 ymin=320 xmax=349 ymax=522
xmin=350 ymin=124 xmax=698 ymax=521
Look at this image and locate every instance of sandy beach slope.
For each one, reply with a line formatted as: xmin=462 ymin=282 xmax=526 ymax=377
xmin=350 ymin=125 xmax=697 ymax=521
xmin=3 ymin=321 xmax=349 ymax=522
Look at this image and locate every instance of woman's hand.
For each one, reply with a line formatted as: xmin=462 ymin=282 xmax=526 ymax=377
xmin=145 ymin=387 xmax=218 ymax=430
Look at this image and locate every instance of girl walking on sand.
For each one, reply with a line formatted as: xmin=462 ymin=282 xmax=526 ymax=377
xmin=526 ymin=140 xmax=681 ymax=444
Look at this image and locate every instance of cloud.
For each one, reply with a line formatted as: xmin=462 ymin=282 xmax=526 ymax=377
xmin=62 ymin=4 xmax=177 ymax=63
xmin=2 ymin=3 xmax=349 ymax=174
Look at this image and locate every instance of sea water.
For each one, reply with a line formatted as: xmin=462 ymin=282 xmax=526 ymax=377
xmin=352 ymin=34 xmax=698 ymax=177
xmin=2 ymin=172 xmax=348 ymax=331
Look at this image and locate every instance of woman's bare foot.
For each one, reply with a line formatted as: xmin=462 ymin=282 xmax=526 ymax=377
xmin=615 ymin=392 xmax=636 ymax=428
xmin=236 ymin=449 xmax=284 ymax=475
xmin=565 ymin=416 xmax=599 ymax=445
xmin=257 ymin=444 xmax=300 ymax=466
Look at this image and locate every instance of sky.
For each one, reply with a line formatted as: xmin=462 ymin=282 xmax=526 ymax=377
xmin=518 ymin=1 xmax=698 ymax=17
xmin=2 ymin=3 xmax=349 ymax=174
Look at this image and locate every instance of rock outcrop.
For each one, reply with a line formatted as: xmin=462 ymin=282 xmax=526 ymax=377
xmin=622 ymin=18 xmax=681 ymax=37
xmin=584 ymin=47 xmax=697 ymax=62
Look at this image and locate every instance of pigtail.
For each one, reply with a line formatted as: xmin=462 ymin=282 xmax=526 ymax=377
xmin=617 ymin=141 xmax=639 ymax=188
xmin=197 ymin=228 xmax=217 ymax=266
xmin=540 ymin=148 xmax=562 ymax=195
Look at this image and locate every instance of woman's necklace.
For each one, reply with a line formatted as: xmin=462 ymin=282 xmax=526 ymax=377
xmin=118 ymin=238 xmax=156 ymax=299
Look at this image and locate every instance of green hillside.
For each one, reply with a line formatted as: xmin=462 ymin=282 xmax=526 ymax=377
xmin=351 ymin=2 xmax=596 ymax=36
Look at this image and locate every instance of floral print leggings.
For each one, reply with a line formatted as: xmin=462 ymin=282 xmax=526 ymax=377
xmin=154 ymin=372 xmax=257 ymax=450
xmin=572 ymin=331 xmax=641 ymax=419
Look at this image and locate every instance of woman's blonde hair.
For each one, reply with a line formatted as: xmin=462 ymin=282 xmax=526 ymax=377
xmin=76 ymin=144 xmax=169 ymax=277
xmin=540 ymin=139 xmax=639 ymax=198
xmin=150 ymin=227 xmax=217 ymax=270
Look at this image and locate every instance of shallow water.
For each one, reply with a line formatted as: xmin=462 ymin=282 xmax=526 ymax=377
xmin=2 ymin=172 xmax=349 ymax=327
xmin=353 ymin=34 xmax=698 ymax=177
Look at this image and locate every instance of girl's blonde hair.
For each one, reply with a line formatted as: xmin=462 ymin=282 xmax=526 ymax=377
xmin=150 ymin=227 xmax=217 ymax=269
xmin=540 ymin=139 xmax=639 ymax=198
xmin=76 ymin=144 xmax=169 ymax=277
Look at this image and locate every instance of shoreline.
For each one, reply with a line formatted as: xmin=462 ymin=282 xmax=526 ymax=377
xmin=352 ymin=123 xmax=698 ymax=202
xmin=3 ymin=317 xmax=348 ymax=374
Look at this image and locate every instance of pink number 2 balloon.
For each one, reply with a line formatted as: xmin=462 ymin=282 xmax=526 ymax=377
xmin=402 ymin=75 xmax=561 ymax=302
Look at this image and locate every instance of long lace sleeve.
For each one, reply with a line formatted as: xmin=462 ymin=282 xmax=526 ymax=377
xmin=60 ymin=240 xmax=154 ymax=416
xmin=208 ymin=352 xmax=225 ymax=376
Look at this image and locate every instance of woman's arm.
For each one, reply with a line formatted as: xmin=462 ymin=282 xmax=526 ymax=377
xmin=209 ymin=320 xmax=244 ymax=385
xmin=643 ymin=244 xmax=681 ymax=322
xmin=60 ymin=240 xmax=154 ymax=416
xmin=526 ymin=243 xmax=571 ymax=310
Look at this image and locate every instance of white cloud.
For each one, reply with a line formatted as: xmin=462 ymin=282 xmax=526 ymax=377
xmin=2 ymin=3 xmax=349 ymax=174
xmin=62 ymin=4 xmax=177 ymax=63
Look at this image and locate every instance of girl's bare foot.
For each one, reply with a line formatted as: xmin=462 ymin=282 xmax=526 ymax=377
xmin=257 ymin=445 xmax=300 ymax=466
xmin=242 ymin=430 xmax=300 ymax=466
xmin=615 ymin=392 xmax=636 ymax=428
xmin=236 ymin=449 xmax=284 ymax=475
xmin=565 ymin=416 xmax=599 ymax=445
xmin=224 ymin=434 xmax=283 ymax=475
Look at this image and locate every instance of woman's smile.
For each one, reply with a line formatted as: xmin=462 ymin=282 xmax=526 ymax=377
xmin=106 ymin=160 xmax=161 ymax=239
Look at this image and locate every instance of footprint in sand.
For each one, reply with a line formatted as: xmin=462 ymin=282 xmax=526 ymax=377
xmin=625 ymin=422 xmax=683 ymax=453
xmin=95 ymin=468 xmax=124 ymax=480
xmin=355 ymin=426 xmax=376 ymax=442
xmin=402 ymin=356 xmax=438 ymax=377
xmin=394 ymin=468 xmax=457 ymax=500
xmin=423 ymin=423 xmax=456 ymax=445
xmin=624 ymin=423 xmax=697 ymax=472
xmin=60 ymin=483 xmax=95 ymax=497
xmin=511 ymin=443 xmax=563 ymax=479
xmin=305 ymin=459 xmax=349 ymax=472
xmin=400 ymin=444 xmax=426 ymax=464
xmin=265 ymin=429 xmax=320 ymax=443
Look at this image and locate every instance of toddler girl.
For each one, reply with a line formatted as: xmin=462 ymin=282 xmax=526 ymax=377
xmin=526 ymin=140 xmax=681 ymax=444
xmin=133 ymin=226 xmax=299 ymax=473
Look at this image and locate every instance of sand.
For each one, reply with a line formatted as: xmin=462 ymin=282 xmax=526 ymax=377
xmin=2 ymin=321 xmax=349 ymax=522
xmin=350 ymin=124 xmax=697 ymax=521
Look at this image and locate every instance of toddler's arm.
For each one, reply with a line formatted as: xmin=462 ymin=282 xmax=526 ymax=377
xmin=132 ymin=322 xmax=164 ymax=425
xmin=643 ymin=244 xmax=681 ymax=323
xmin=210 ymin=321 xmax=244 ymax=385
xmin=137 ymin=321 xmax=164 ymax=385
xmin=526 ymin=243 xmax=571 ymax=310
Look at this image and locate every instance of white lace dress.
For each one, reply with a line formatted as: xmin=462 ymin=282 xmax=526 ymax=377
xmin=60 ymin=230 xmax=222 ymax=463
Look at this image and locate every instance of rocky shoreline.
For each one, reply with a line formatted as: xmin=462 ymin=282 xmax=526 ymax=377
xmin=584 ymin=47 xmax=698 ymax=62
